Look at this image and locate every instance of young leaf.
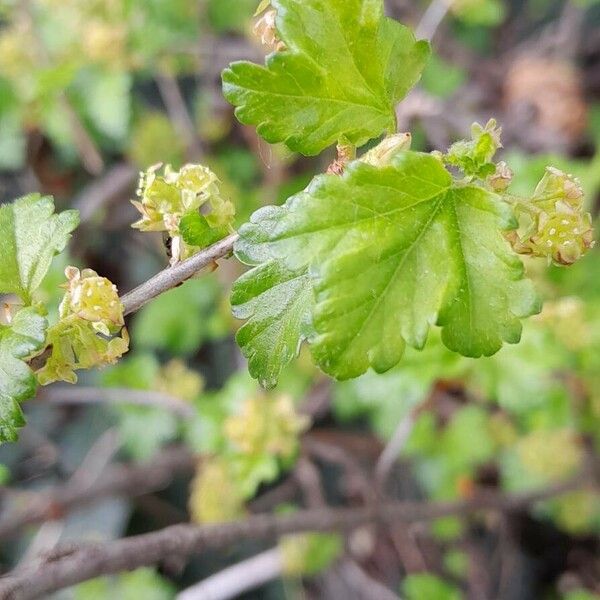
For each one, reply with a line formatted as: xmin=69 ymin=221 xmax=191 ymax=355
xmin=231 ymin=259 xmax=313 ymax=389
xmin=0 ymin=194 xmax=79 ymax=302
xmin=222 ymin=0 xmax=430 ymax=155
xmin=0 ymin=308 xmax=47 ymax=442
xmin=231 ymin=201 xmax=345 ymax=388
xmin=239 ymin=152 xmax=539 ymax=380
xmin=180 ymin=212 xmax=230 ymax=249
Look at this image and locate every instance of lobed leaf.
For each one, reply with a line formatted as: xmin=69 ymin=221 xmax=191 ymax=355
xmin=231 ymin=260 xmax=313 ymax=388
xmin=222 ymin=0 xmax=430 ymax=155
xmin=0 ymin=194 xmax=79 ymax=302
xmin=0 ymin=308 xmax=47 ymax=442
xmin=234 ymin=152 xmax=540 ymax=382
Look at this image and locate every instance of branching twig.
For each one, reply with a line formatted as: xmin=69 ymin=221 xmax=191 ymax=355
xmin=120 ymin=233 xmax=239 ymax=315
xmin=0 ymin=474 xmax=591 ymax=599
xmin=0 ymin=447 xmax=196 ymax=542
xmin=17 ymin=429 xmax=121 ymax=566
xmin=375 ymin=392 xmax=438 ymax=490
xmin=39 ymin=386 xmax=194 ymax=418
xmin=177 ymin=548 xmax=282 ymax=600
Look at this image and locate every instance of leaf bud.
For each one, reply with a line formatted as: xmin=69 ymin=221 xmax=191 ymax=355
xmin=360 ymin=133 xmax=412 ymax=167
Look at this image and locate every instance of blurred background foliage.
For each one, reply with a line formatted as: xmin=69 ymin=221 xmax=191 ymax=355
xmin=1 ymin=0 xmax=600 ymax=598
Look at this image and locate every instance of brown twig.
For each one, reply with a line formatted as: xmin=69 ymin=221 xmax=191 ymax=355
xmin=120 ymin=233 xmax=239 ymax=315
xmin=38 ymin=386 xmax=194 ymax=418
xmin=335 ymin=560 xmax=400 ymax=600
xmin=73 ymin=163 xmax=138 ymax=225
xmin=0 ymin=474 xmax=591 ymax=599
xmin=0 ymin=447 xmax=196 ymax=542
xmin=155 ymin=73 xmax=204 ymax=159
xmin=415 ymin=0 xmax=453 ymax=41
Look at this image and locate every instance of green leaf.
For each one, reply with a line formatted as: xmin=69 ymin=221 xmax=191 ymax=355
xmin=231 ymin=257 xmax=313 ymax=389
xmin=0 ymin=195 xmax=79 ymax=302
xmin=222 ymin=0 xmax=430 ymax=155
xmin=333 ymin=331 xmax=466 ymax=438
xmin=403 ymin=573 xmax=462 ymax=600
xmin=180 ymin=212 xmax=229 ymax=249
xmin=78 ymin=69 xmax=132 ymax=142
xmin=421 ymin=53 xmax=467 ymax=99
xmin=0 ymin=308 xmax=47 ymax=443
xmin=280 ymin=532 xmax=343 ymax=576
xmin=452 ymin=0 xmax=506 ymax=26
xmin=239 ymin=152 xmax=539 ymax=380
xmin=74 ymin=568 xmax=176 ymax=600
xmin=208 ymin=0 xmax=257 ymax=32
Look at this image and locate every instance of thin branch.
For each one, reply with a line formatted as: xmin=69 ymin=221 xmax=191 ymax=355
xmin=59 ymin=96 xmax=105 ymax=175
xmin=0 ymin=447 xmax=196 ymax=542
xmin=0 ymin=474 xmax=591 ymax=600
xmin=73 ymin=163 xmax=138 ymax=225
xmin=39 ymin=386 xmax=194 ymax=418
xmin=156 ymin=73 xmax=204 ymax=159
xmin=177 ymin=548 xmax=282 ymax=600
xmin=120 ymin=233 xmax=239 ymax=316
xmin=304 ymin=437 xmax=376 ymax=504
xmin=374 ymin=391 xmax=438 ymax=491
xmin=415 ymin=0 xmax=453 ymax=40
xmin=336 ymin=560 xmax=400 ymax=600
xmin=17 ymin=429 xmax=121 ymax=566
xmin=374 ymin=411 xmax=416 ymax=489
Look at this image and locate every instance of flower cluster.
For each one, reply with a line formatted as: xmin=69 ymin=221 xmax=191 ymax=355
xmin=132 ymin=163 xmax=234 ymax=264
xmin=517 ymin=428 xmax=583 ymax=482
xmin=155 ymin=360 xmax=204 ymax=403
xmin=225 ymin=394 xmax=310 ymax=460
xmin=36 ymin=267 xmax=129 ymax=385
xmin=510 ymin=167 xmax=594 ymax=265
xmin=444 ymin=119 xmax=503 ymax=179
xmin=59 ymin=267 xmax=124 ymax=335
xmin=188 ymin=457 xmax=245 ymax=523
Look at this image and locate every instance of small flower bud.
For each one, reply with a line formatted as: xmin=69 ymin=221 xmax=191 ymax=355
xmin=529 ymin=208 xmax=594 ymax=265
xmin=445 ymin=119 xmax=502 ymax=178
xmin=533 ymin=166 xmax=584 ymax=210
xmin=360 ymin=133 xmax=412 ymax=167
xmin=253 ymin=9 xmax=286 ymax=52
xmin=60 ymin=267 xmax=124 ymax=328
xmin=489 ymin=161 xmax=513 ymax=192
xmin=509 ymin=166 xmax=594 ymax=266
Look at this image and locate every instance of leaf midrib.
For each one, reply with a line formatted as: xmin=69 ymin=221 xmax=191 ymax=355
xmin=329 ymin=191 xmax=448 ymax=366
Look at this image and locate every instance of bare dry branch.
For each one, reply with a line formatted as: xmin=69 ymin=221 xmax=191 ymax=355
xmin=73 ymin=163 xmax=138 ymax=224
xmin=0 ymin=447 xmax=196 ymax=542
xmin=38 ymin=386 xmax=194 ymax=418
xmin=0 ymin=474 xmax=590 ymax=599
